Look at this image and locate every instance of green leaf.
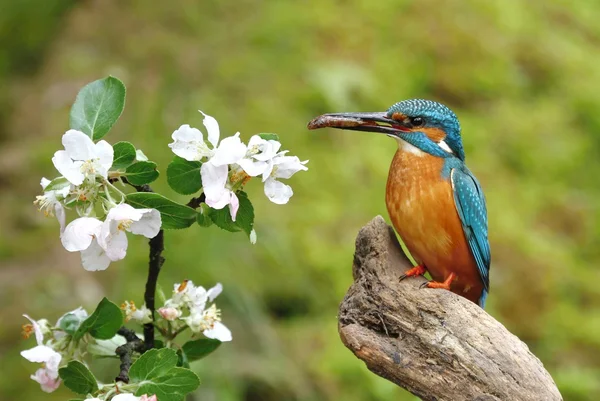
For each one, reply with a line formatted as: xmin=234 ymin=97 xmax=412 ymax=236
xmin=177 ymin=349 xmax=190 ymax=368
xmin=126 ymin=193 xmax=198 ymax=229
xmin=112 ymin=141 xmax=137 ymax=170
xmin=234 ymin=191 xmax=255 ymax=236
xmin=129 ymin=348 xmax=179 ymax=382
xmin=196 ymin=203 xmax=213 ymax=227
xmin=74 ymin=298 xmax=123 ymax=340
xmin=125 ymin=161 xmax=159 ymax=185
xmin=44 ymin=177 xmax=70 ymax=192
xmin=182 ymin=338 xmax=221 ymax=361
xmin=58 ymin=361 xmax=99 ymax=395
xmin=258 ymin=133 xmax=280 ymax=141
xmin=208 ymin=204 xmax=240 ymax=232
xmin=135 ymin=367 xmax=200 ymax=401
xmin=166 ymin=156 xmax=202 ymax=195
xmin=69 ymin=76 xmax=126 ymax=141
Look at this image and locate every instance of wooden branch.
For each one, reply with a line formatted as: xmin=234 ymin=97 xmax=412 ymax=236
xmin=338 ymin=216 xmax=562 ymax=401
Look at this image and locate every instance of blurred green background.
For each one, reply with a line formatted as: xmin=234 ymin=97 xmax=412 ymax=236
xmin=1 ymin=0 xmax=599 ymax=400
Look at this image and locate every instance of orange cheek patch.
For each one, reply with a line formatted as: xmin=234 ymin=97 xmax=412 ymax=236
xmin=390 ymin=112 xmax=407 ymax=121
xmin=421 ymin=127 xmax=446 ymax=142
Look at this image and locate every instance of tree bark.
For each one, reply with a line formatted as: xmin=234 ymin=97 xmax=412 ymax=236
xmin=338 ymin=216 xmax=562 ymax=401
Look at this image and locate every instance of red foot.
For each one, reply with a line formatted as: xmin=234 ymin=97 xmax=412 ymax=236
xmin=399 ymin=264 xmax=427 ymax=281
xmin=420 ymin=272 xmax=457 ymax=290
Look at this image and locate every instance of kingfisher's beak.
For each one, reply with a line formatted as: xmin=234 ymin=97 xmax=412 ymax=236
xmin=307 ymin=112 xmax=409 ymax=136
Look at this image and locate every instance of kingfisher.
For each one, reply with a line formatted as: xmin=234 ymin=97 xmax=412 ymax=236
xmin=307 ymin=99 xmax=490 ymax=308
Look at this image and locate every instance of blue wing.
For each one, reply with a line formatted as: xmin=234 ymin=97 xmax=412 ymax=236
xmin=451 ymin=167 xmax=490 ymax=307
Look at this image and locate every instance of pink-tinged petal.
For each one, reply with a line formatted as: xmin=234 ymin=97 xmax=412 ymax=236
xmin=199 ymin=111 xmax=220 ymax=148
xmin=210 ymin=133 xmax=247 ymax=166
xmin=61 ymin=217 xmax=103 ymax=252
xmin=238 ymin=158 xmax=267 ymax=177
xmin=207 ymin=283 xmax=223 ymax=301
xmin=203 ymin=321 xmax=232 ymax=342
xmin=169 ymin=124 xmax=205 ymax=161
xmin=201 ymin=163 xmax=229 ymax=205
xmin=206 ymin=189 xmax=232 ymax=210
xmin=130 ymin=209 xmax=161 ymax=238
xmin=31 ymin=368 xmax=61 ymax=393
xmin=229 ymin=192 xmax=239 ymax=221
xmin=21 ymin=345 xmax=61 ymax=365
xmin=264 ymin=178 xmax=293 ymax=204
xmin=23 ymin=315 xmax=44 ymax=345
xmin=52 ymin=150 xmax=84 ymax=186
xmin=95 ymin=140 xmax=114 ymax=176
xmin=140 ymin=395 xmax=158 ymax=401
xmin=62 ymin=130 xmax=95 ymax=160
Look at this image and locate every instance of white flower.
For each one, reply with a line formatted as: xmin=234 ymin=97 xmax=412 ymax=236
xmin=121 ymin=301 xmax=152 ymax=324
xmin=168 ymin=112 xmax=247 ymax=220
xmin=34 ymin=177 xmax=70 ymax=232
xmin=52 ymin=130 xmax=114 ymax=186
xmin=97 ymin=203 xmax=161 ymax=261
xmin=262 ymin=153 xmax=308 ymax=204
xmin=158 ymin=306 xmax=181 ymax=321
xmin=238 ymin=135 xmax=281 ymax=177
xmin=60 ymin=204 xmax=161 ymax=271
xmin=60 ymin=217 xmax=109 ymax=271
xmin=20 ymin=315 xmax=62 ymax=393
xmin=167 ymin=280 xmax=222 ymax=310
xmin=249 ymin=229 xmax=257 ymax=245
xmin=112 ymin=394 xmax=142 ymax=401
xmin=183 ymin=304 xmax=232 ymax=341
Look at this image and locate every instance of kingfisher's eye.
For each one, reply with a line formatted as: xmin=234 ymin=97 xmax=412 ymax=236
xmin=410 ymin=117 xmax=425 ymax=127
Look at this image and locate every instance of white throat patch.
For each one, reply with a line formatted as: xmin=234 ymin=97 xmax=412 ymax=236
xmin=438 ymin=140 xmax=453 ymax=154
xmin=396 ymin=138 xmax=425 ymax=157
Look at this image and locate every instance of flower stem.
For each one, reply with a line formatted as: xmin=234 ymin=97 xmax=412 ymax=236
xmin=144 ymin=229 xmax=164 ymax=350
xmin=115 ymin=326 xmax=145 ymax=383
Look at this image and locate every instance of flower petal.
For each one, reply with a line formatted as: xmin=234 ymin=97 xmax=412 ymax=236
xmin=238 ymin=158 xmax=268 ymax=177
xmin=264 ymin=178 xmax=293 ymax=204
xmin=207 ymin=283 xmax=223 ymax=301
xmin=62 ymin=130 xmax=95 ymax=160
xmin=130 ymin=209 xmax=161 ymax=238
xmin=23 ymin=315 xmax=44 ymax=345
xmin=55 ymin=204 xmax=66 ymax=234
xmin=52 ymin=150 xmax=84 ymax=186
xmin=199 ymin=111 xmax=220 ymax=148
xmin=95 ymin=140 xmax=114 ymax=178
xmin=40 ymin=177 xmax=51 ymax=189
xmin=80 ymin=239 xmax=112 ymax=271
xmin=272 ymin=155 xmax=309 ymax=179
xmin=106 ymin=203 xmax=144 ymax=222
xmin=98 ymin=221 xmax=128 ymax=261
xmin=61 ymin=217 xmax=103 ymax=252
xmin=168 ymin=124 xmax=205 ymax=161
xmin=201 ymin=163 xmax=229 ymax=207
xmin=210 ymin=133 xmax=247 ymax=166
xmin=31 ymin=368 xmax=61 ymax=393
xmin=21 ymin=345 xmax=61 ymax=365
xmin=203 ymin=321 xmax=232 ymax=342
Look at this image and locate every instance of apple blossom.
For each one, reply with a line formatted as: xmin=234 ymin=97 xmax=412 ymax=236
xmin=158 ymin=306 xmax=181 ymax=321
xmin=34 ymin=177 xmax=70 ymax=232
xmin=20 ymin=315 xmax=62 ymax=393
xmin=52 ymin=130 xmax=114 ymax=186
xmin=262 ymin=153 xmax=308 ymax=204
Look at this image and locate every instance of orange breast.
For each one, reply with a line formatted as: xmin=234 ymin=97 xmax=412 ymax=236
xmin=386 ymin=145 xmax=484 ymax=303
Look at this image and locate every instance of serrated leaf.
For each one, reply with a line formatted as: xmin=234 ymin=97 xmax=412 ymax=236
xmin=208 ymin=205 xmax=240 ymax=232
xmin=135 ymin=367 xmax=200 ymax=401
xmin=74 ymin=298 xmax=123 ymax=340
xmin=44 ymin=177 xmax=70 ymax=192
xmin=58 ymin=361 xmax=99 ymax=395
xmin=126 ymin=193 xmax=197 ymax=229
xmin=196 ymin=203 xmax=213 ymax=227
xmin=235 ymin=191 xmax=254 ymax=236
xmin=125 ymin=161 xmax=159 ymax=185
xmin=166 ymin=156 xmax=202 ymax=195
xmin=69 ymin=76 xmax=126 ymax=141
xmin=258 ymin=133 xmax=280 ymax=141
xmin=129 ymin=348 xmax=178 ymax=382
xmin=182 ymin=338 xmax=221 ymax=361
xmin=112 ymin=141 xmax=136 ymax=170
